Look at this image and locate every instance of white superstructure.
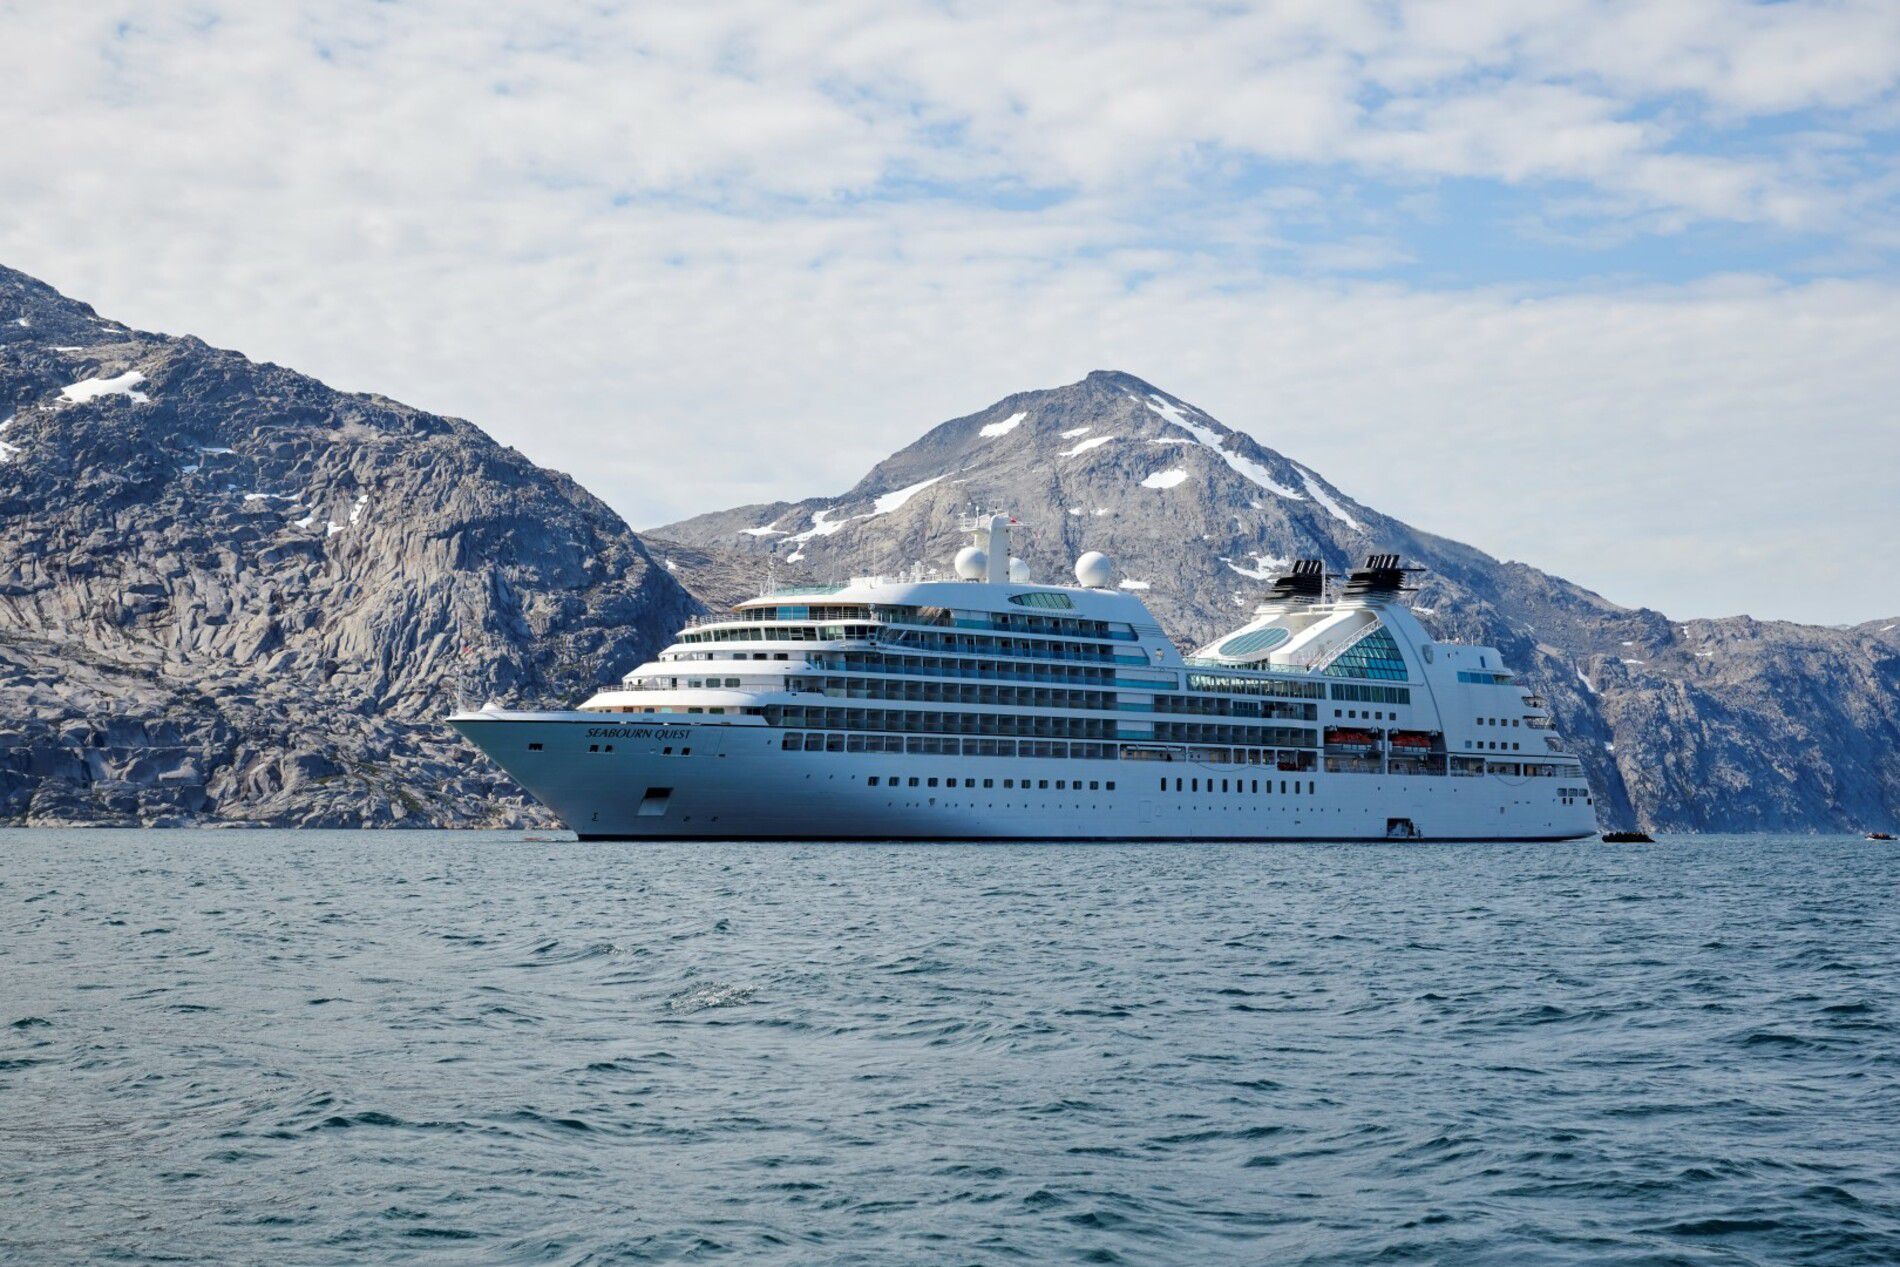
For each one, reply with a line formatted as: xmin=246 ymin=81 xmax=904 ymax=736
xmin=450 ymin=516 xmax=1596 ymax=841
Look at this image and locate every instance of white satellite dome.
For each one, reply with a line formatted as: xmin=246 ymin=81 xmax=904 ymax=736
xmin=1007 ymin=557 xmax=1031 ymax=583
xmin=1074 ymin=551 xmax=1113 ymax=588
xmin=954 ymin=546 xmax=988 ymax=579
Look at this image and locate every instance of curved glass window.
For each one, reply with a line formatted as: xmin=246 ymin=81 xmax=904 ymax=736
xmin=1322 ymin=625 xmax=1409 ymax=681
xmin=1008 ymin=592 xmax=1075 ymax=610
xmin=1215 ymin=626 xmax=1290 ymax=657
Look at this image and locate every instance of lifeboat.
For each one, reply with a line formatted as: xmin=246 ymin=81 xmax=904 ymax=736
xmin=1388 ymin=731 xmax=1436 ymax=752
xmin=1323 ymin=727 xmax=1378 ymax=753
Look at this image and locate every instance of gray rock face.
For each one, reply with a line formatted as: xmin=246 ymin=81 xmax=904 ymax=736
xmin=658 ymin=371 xmax=1900 ymax=833
xmin=1 ymin=265 xmax=701 ymax=827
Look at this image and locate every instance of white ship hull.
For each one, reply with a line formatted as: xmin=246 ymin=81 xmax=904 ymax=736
xmin=451 ymin=713 xmax=1598 ymax=842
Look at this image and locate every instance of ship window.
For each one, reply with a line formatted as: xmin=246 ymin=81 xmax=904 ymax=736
xmin=1089 ymin=781 xmax=1099 ymax=790
xmin=1004 ymin=779 xmax=1014 ymax=788
xmin=588 ymin=744 xmax=598 ymax=752
xmin=1106 ymin=781 xmax=1115 ymax=791
xmin=983 ymin=779 xmax=993 ymax=788
xmin=527 ymin=742 xmax=543 ymax=751
xmin=908 ymin=777 xmax=919 ymax=787
xmin=1308 ymin=781 xmax=1315 ymax=794
xmin=927 ymin=777 xmax=938 ymax=787
xmin=605 ymin=745 xmax=614 ymax=753
xmin=1279 ymin=780 xmax=1286 ymax=794
xmin=1038 ymin=780 xmax=1048 ymax=789
xmin=1221 ymin=779 xmax=1229 ymax=792
xmin=1191 ymin=779 xmax=1198 ymax=792
xmin=1175 ymin=778 xmax=1183 ymax=792
xmin=867 ymin=776 xmax=879 ymax=786
xmin=1251 ymin=779 xmax=1258 ymax=793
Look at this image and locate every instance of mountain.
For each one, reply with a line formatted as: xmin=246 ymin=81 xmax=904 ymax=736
xmin=658 ymin=371 xmax=1900 ymax=833
xmin=0 ymin=265 xmax=701 ymax=826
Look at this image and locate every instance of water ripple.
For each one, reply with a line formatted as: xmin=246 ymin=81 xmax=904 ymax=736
xmin=1 ymin=829 xmax=1896 ymax=1265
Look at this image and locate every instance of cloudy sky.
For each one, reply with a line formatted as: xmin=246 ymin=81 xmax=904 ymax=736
xmin=5 ymin=2 xmax=1898 ymax=623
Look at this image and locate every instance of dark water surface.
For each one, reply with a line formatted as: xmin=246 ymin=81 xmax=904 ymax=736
xmin=2 ymin=830 xmax=1896 ymax=1265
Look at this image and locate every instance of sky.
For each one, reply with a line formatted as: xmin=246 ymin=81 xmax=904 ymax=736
xmin=3 ymin=1 xmax=1897 ymax=624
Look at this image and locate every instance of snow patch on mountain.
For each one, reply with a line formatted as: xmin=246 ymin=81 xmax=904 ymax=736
xmin=774 ymin=474 xmax=949 ymax=548
xmin=1060 ymin=434 xmax=1115 ymax=457
xmin=1221 ymin=552 xmax=1290 ymax=580
xmin=1118 ymin=579 xmax=1151 ymax=590
xmin=783 ymin=508 xmax=850 ymax=545
xmin=1143 ymin=395 xmax=1302 ymax=500
xmin=59 ymin=370 xmax=150 ymax=405
xmin=873 ymin=474 xmax=945 ymax=515
xmin=1140 ymin=468 xmax=1188 ymax=489
xmin=1298 ymin=469 xmax=1360 ymax=529
xmin=979 ymin=411 xmax=1026 ymax=438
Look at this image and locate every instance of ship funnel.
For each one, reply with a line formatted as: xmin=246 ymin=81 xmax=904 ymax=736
xmin=1342 ymin=554 xmax=1420 ymax=603
xmin=1266 ymin=558 xmax=1327 ymax=604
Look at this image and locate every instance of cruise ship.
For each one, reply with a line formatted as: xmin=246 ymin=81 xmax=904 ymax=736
xmin=450 ymin=515 xmax=1597 ymax=841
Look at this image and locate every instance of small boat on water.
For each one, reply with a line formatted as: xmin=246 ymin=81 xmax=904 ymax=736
xmin=1869 ymin=831 xmax=1895 ymax=841
xmin=1601 ymin=830 xmax=1654 ymax=843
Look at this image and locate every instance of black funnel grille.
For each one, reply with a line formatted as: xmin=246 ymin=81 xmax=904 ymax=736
xmin=1343 ymin=553 xmax=1419 ymax=598
xmin=1268 ymin=558 xmax=1327 ymax=603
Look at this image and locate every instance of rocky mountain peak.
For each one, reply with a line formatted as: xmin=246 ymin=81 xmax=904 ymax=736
xmin=658 ymin=375 xmax=1900 ymax=834
xmin=2 ymin=265 xmax=700 ymax=827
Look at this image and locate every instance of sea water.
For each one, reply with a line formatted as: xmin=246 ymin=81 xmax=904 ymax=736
xmin=2 ymin=829 xmax=1895 ymax=1265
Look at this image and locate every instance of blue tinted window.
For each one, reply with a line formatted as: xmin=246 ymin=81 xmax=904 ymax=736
xmin=1323 ymin=625 xmax=1408 ymax=681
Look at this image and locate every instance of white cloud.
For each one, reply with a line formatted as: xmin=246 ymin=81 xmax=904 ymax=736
xmin=1 ymin=1 xmax=1896 ymax=623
